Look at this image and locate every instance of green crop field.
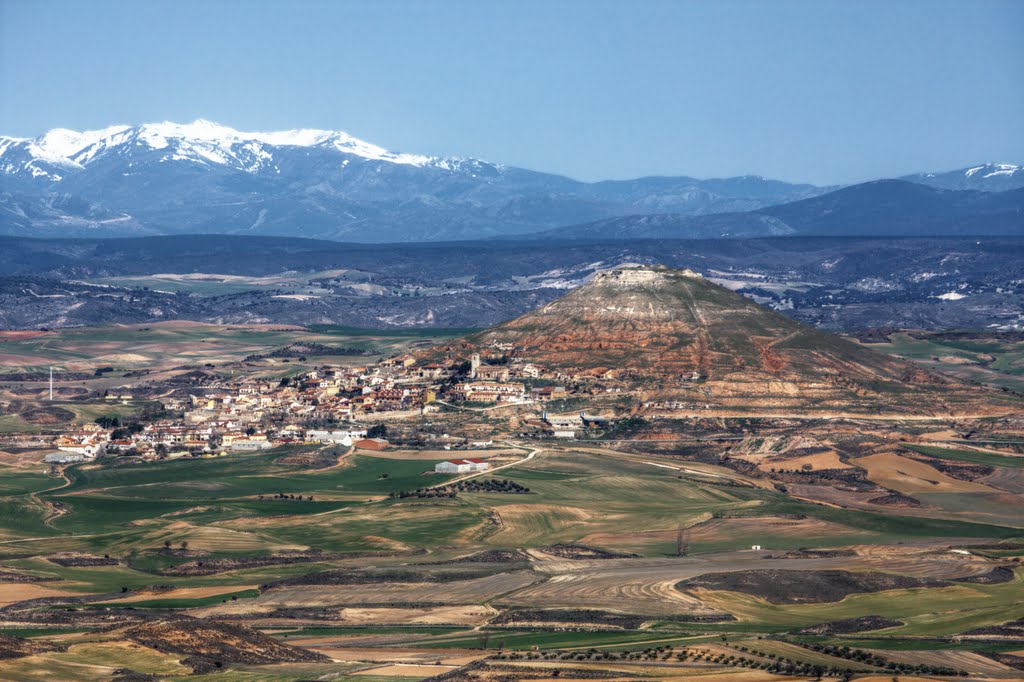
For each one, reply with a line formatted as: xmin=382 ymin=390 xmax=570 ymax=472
xmin=906 ymin=443 xmax=1024 ymax=468
xmin=868 ymin=332 xmax=1024 ymax=392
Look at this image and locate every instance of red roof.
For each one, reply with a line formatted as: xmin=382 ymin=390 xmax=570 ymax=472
xmin=466 ymin=458 xmax=487 ymax=463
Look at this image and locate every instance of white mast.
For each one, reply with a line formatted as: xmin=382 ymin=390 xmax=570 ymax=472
xmin=49 ymin=366 xmax=53 ymax=401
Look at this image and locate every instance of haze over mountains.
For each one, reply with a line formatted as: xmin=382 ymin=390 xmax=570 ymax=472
xmin=1 ymin=120 xmax=1021 ymax=242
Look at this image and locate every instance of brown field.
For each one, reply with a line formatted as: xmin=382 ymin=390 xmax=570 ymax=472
xmin=132 ymin=520 xmax=310 ymax=553
xmin=577 ymin=514 xmax=871 ymax=555
xmin=488 ymin=503 xmax=596 ymax=544
xmin=338 ymin=605 xmax=497 ymax=625
xmin=851 ymin=452 xmax=994 ymax=494
xmin=981 ymin=467 xmax=1024 ymax=494
xmin=0 ymin=582 xmax=76 ymax=607
xmin=106 ymin=585 xmax=259 ymax=604
xmin=0 ymin=353 xmax=54 ymax=367
xmin=809 ymin=478 xmax=1024 ymax=531
xmin=0 ymin=330 xmax=51 ymax=340
xmin=499 ymin=558 xmax=733 ymax=616
xmin=503 ymin=548 xmax=1000 ymax=618
xmin=295 ymin=645 xmax=484 ymax=666
xmin=863 ymin=648 xmax=1020 ymax=677
xmin=212 ymin=572 xmax=542 ymax=612
xmin=683 ymin=515 xmax=870 ymax=543
xmin=354 ymin=663 xmax=459 ymax=675
xmin=755 ymin=450 xmax=852 ymax=472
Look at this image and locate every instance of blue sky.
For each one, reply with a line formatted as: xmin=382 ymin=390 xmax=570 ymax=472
xmin=1 ymin=0 xmax=1021 ymax=184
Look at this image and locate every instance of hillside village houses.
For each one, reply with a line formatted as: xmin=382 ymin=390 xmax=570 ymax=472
xmin=48 ymin=345 xmax=577 ymax=460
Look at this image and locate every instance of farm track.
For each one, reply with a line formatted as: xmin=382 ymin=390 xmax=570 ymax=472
xmin=569 ymin=445 xmax=765 ymax=488
xmin=427 ymin=443 xmax=540 ymax=489
xmin=29 ymin=466 xmax=74 ymax=528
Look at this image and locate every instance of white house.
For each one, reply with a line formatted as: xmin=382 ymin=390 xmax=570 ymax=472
xmin=44 ymin=452 xmax=87 ymax=464
xmin=306 ymin=429 xmax=365 ymax=445
xmin=228 ymin=440 xmax=273 ymax=451
xmin=435 ymin=458 xmax=490 ymax=474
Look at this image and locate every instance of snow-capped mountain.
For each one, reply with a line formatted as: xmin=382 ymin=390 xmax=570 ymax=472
xmin=0 ymin=120 xmax=1019 ymax=242
xmin=902 ymin=163 xmax=1024 ymax=192
xmin=0 ymin=119 xmax=476 ymax=181
xmin=0 ymin=119 xmax=833 ymax=241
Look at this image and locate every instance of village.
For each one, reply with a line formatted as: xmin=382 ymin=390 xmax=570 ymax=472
xmin=44 ymin=349 xmax=616 ymax=466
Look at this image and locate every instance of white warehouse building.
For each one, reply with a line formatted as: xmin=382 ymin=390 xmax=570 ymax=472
xmin=435 ymin=458 xmax=490 ymax=474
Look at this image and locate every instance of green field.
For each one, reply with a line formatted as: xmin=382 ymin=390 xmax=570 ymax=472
xmin=905 ymin=443 xmax=1024 ymax=468
xmin=868 ymin=331 xmax=1024 ymax=392
xmin=1 ymin=433 xmax=1022 ymax=679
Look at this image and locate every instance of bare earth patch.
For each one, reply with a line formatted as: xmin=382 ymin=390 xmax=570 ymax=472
xmin=852 ymin=452 xmax=994 ymax=494
xmin=0 ymin=583 xmax=77 ymax=608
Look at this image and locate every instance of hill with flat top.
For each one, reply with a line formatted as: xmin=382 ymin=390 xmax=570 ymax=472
xmin=444 ymin=266 xmax=1018 ymax=415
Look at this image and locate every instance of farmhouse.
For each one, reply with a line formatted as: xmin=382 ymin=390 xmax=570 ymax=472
xmin=435 ymin=458 xmax=490 ymax=474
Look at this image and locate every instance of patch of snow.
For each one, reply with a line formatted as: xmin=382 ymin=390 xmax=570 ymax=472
xmin=936 ymin=292 xmax=967 ymax=301
xmin=984 ymin=166 xmax=1020 ymax=177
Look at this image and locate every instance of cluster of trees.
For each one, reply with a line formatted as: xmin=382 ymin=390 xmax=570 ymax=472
xmin=110 ymin=423 xmax=144 ymax=441
xmin=389 ymin=478 xmax=529 ymax=499
xmin=491 ymin=641 xmax=966 ymax=678
xmin=258 ymin=493 xmax=315 ymax=501
xmin=801 ymin=642 xmax=966 ymax=677
xmin=495 ymin=645 xmax=838 ymax=677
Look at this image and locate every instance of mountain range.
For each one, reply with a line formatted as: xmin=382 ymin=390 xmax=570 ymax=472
xmin=1 ymin=120 xmax=1021 ymax=242
xmin=541 ymin=181 xmax=1024 ymax=240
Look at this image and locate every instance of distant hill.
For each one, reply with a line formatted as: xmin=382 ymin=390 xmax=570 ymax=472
xmin=440 ymin=266 xmax=1014 ymax=415
xmin=537 ymin=181 xmax=1024 ymax=240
